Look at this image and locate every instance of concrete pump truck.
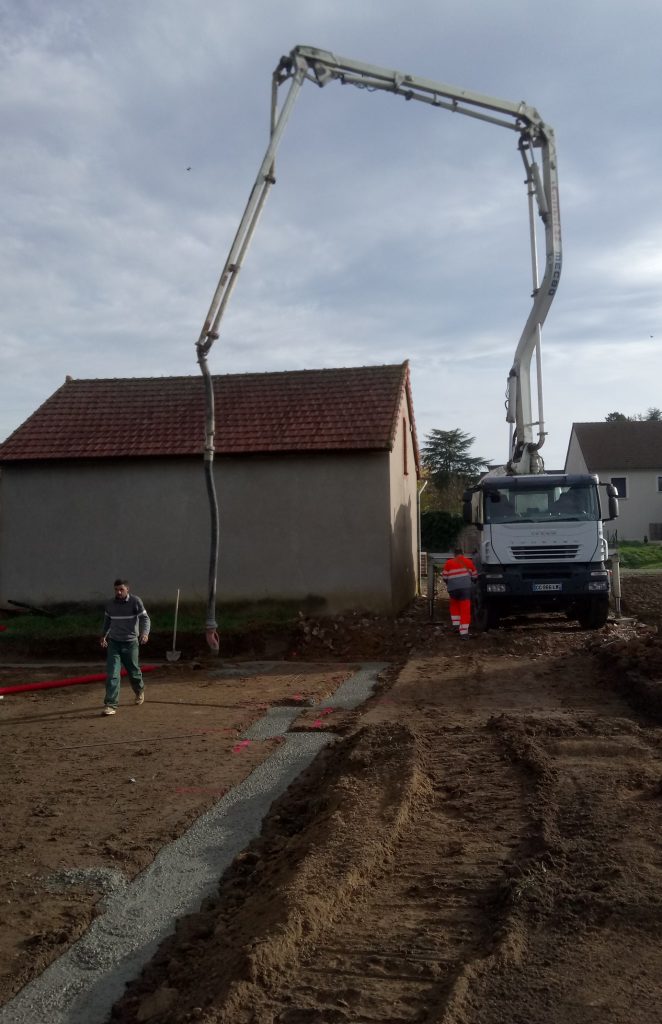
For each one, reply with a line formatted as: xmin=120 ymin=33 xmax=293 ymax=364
xmin=194 ymin=46 xmax=618 ymax=646
xmin=446 ymin=76 xmax=620 ymax=630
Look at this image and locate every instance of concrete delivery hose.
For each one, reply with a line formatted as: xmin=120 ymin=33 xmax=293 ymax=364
xmin=196 ymin=338 xmax=221 ymax=654
xmin=0 ymin=665 xmax=159 ymax=697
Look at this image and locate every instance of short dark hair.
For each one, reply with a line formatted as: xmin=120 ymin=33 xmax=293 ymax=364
xmin=114 ymin=578 xmax=129 ymax=587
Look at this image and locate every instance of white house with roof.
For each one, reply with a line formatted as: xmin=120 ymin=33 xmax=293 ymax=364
xmin=565 ymin=421 xmax=662 ymax=542
xmin=0 ymin=363 xmax=420 ymax=613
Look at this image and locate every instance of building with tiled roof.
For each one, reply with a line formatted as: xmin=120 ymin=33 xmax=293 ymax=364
xmin=0 ymin=363 xmax=420 ymax=612
xmin=565 ymin=421 xmax=662 ymax=541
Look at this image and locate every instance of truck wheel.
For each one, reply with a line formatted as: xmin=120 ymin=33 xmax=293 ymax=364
xmin=473 ymin=593 xmax=500 ymax=631
xmin=577 ymin=595 xmax=609 ymax=630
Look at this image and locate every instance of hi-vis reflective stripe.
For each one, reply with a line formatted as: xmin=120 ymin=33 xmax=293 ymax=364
xmin=107 ymin=614 xmax=146 ymax=620
xmin=442 ymin=556 xmax=477 ymax=580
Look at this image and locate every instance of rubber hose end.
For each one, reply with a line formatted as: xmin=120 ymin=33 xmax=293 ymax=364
xmin=206 ymin=628 xmax=220 ymax=654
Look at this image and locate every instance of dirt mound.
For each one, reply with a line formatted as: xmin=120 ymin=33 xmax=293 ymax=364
xmin=621 ymin=572 xmax=662 ymax=629
xmin=583 ymin=573 xmax=662 ymax=722
xmin=289 ymin=602 xmax=438 ymax=662
xmin=591 ymin=632 xmax=662 ymax=722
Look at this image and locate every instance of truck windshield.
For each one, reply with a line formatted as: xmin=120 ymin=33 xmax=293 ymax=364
xmin=484 ymin=484 xmax=600 ymax=524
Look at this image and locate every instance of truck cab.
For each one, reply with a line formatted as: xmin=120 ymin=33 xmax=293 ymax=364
xmin=463 ymin=473 xmax=619 ymax=629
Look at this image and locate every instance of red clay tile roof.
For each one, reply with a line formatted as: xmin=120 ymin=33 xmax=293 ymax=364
xmin=0 ymin=364 xmax=420 ymax=469
xmin=569 ymin=421 xmax=662 ymax=470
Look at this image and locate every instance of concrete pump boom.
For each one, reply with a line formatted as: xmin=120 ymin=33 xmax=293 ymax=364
xmin=195 ymin=45 xmax=562 ymax=645
xmin=197 ymin=46 xmax=561 ymax=470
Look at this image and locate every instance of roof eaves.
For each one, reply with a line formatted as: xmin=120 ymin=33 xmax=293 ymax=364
xmin=403 ymin=362 xmax=421 ymax=475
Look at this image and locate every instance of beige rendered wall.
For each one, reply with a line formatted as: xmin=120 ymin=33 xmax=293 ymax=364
xmin=591 ymin=468 xmax=662 ymax=542
xmin=0 ymin=453 xmax=395 ymax=611
xmin=387 ymin=399 xmax=418 ymax=610
xmin=565 ymin=437 xmax=662 ymax=541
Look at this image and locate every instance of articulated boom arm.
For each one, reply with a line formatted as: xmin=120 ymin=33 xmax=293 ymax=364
xmin=196 ymin=46 xmax=561 ymax=475
xmin=196 ymin=48 xmax=562 ymax=641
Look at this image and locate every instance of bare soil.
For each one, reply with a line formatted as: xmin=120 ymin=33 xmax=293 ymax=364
xmin=2 ymin=574 xmax=662 ymax=1023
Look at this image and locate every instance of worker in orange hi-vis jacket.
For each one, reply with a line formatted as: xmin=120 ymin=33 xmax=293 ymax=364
xmin=441 ymin=547 xmax=478 ymax=638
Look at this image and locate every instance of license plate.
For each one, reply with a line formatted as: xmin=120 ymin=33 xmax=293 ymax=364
xmin=532 ymin=583 xmax=562 ymax=592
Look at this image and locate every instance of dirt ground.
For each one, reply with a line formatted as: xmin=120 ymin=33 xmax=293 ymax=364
xmin=2 ymin=574 xmax=662 ymax=1022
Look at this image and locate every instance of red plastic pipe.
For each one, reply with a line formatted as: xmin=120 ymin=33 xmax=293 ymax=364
xmin=0 ymin=664 xmax=159 ymax=696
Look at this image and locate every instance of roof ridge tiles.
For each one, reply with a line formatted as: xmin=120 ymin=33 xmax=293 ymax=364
xmin=59 ymin=362 xmax=405 ymax=385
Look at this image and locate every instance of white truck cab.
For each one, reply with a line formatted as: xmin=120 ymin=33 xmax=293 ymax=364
xmin=463 ymin=474 xmax=619 ymax=629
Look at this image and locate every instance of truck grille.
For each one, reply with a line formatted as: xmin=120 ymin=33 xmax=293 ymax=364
xmin=511 ymin=545 xmax=580 ymax=561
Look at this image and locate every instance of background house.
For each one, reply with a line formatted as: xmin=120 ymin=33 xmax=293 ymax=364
xmin=565 ymin=421 xmax=662 ymax=541
xmin=0 ymin=363 xmax=419 ymax=613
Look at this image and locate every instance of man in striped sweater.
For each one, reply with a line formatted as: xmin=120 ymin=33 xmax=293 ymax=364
xmin=441 ymin=547 xmax=478 ymax=638
xmin=100 ymin=579 xmax=150 ymax=715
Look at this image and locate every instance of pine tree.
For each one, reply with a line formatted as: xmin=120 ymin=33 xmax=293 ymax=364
xmin=421 ymin=429 xmax=489 ymax=511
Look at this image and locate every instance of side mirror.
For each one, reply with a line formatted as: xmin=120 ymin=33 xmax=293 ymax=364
xmin=462 ymin=489 xmax=474 ymax=524
xmin=604 ymin=483 xmax=619 ymax=521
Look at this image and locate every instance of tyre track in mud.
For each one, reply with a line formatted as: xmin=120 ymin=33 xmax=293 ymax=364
xmin=114 ymin=628 xmax=662 ymax=1024
xmin=473 ymin=711 xmax=662 ymax=1023
xmin=245 ymin=726 xmax=531 ymax=1024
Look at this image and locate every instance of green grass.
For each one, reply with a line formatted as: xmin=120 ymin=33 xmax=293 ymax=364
xmin=0 ymin=600 xmax=304 ymax=641
xmin=616 ymin=541 xmax=662 ymax=570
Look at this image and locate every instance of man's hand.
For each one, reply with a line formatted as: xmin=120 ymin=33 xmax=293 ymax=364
xmin=100 ymin=637 xmax=108 ymax=649
xmin=139 ymin=634 xmax=149 ymax=645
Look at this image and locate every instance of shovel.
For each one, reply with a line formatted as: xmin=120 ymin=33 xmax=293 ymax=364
xmin=166 ymin=589 xmax=181 ymax=662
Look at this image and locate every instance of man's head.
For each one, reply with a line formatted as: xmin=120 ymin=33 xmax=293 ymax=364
xmin=113 ymin=579 xmax=129 ymax=599
xmin=454 ymin=546 xmax=464 ymax=556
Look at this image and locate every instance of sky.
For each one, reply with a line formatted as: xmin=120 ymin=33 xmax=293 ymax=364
xmin=1 ymin=0 xmax=661 ymax=471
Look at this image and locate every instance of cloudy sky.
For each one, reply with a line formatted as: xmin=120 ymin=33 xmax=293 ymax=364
xmin=1 ymin=0 xmax=660 ymax=469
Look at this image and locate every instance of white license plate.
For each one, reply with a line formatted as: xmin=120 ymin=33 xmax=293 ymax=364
xmin=532 ymin=583 xmax=562 ymax=592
